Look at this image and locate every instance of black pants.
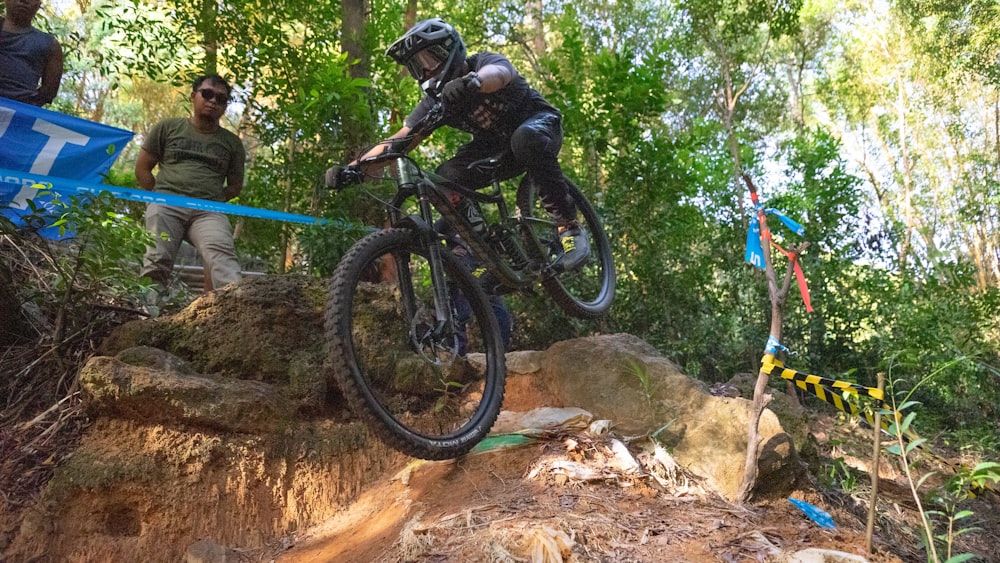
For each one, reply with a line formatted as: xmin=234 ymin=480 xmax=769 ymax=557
xmin=435 ymin=110 xmax=577 ymax=221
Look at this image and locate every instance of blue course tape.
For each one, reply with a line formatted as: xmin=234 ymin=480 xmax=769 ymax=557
xmin=764 ymin=208 xmax=805 ymax=237
xmin=0 ymin=167 xmax=325 ymax=225
xmin=764 ymin=335 xmax=787 ymax=355
xmin=788 ymin=498 xmax=836 ymax=529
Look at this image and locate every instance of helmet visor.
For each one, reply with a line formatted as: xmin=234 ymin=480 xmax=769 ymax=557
xmin=405 ymin=45 xmax=450 ymax=80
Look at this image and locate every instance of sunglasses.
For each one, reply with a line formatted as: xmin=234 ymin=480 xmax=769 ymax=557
xmin=197 ymin=88 xmax=230 ymax=105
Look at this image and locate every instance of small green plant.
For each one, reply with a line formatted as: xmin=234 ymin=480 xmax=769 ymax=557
xmin=924 ymin=462 xmax=1000 ymax=563
xmin=882 ymin=358 xmax=997 ymax=563
xmin=822 ymin=455 xmax=859 ymax=493
xmin=944 ymin=462 xmax=1000 ymax=501
xmin=624 ymin=357 xmax=653 ymax=402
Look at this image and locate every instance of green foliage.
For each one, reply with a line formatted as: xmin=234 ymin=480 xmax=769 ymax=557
xmin=2 ymin=189 xmax=154 ymax=345
xmin=868 ymin=279 xmax=1000 ymax=433
xmin=894 ymin=0 xmax=1000 ymax=85
xmin=294 ymin=219 xmax=375 ymax=277
xmin=821 ymin=453 xmax=859 ymax=492
xmin=941 ymin=462 xmax=1000 ymax=502
xmin=42 ymin=191 xmax=152 ymax=302
xmin=624 ymin=358 xmax=653 ymax=403
xmin=90 ymin=0 xmax=199 ymax=86
xmin=681 ymin=0 xmax=802 ymax=47
xmin=882 ymin=374 xmax=999 ymax=562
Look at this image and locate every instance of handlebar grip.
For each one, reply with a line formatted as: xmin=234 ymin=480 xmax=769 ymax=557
xmin=389 ymin=137 xmax=411 ymax=154
xmin=325 ymin=165 xmax=362 ymax=190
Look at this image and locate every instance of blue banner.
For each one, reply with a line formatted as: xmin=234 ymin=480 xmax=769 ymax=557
xmin=745 ymin=213 xmax=765 ymax=269
xmin=0 ymin=97 xmax=133 ymax=180
xmin=0 ymin=97 xmax=134 ymax=235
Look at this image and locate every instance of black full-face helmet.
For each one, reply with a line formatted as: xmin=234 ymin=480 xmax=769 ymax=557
xmin=386 ymin=18 xmax=466 ymax=92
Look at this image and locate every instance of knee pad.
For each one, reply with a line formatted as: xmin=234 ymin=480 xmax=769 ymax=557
xmin=511 ymin=127 xmax=556 ymax=162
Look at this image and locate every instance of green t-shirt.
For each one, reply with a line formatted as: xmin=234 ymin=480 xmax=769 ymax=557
xmin=142 ymin=117 xmax=246 ymax=201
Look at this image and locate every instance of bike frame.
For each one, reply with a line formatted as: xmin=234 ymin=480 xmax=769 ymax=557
xmin=374 ymin=151 xmax=548 ymax=353
xmin=382 ymin=153 xmax=549 ymax=287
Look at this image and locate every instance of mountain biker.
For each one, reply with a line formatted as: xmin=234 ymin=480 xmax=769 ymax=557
xmin=331 ymin=17 xmax=589 ymax=271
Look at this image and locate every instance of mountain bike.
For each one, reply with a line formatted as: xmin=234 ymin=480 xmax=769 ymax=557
xmin=324 ymin=103 xmax=615 ymax=460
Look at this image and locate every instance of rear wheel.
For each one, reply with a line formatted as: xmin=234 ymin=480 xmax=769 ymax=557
xmin=518 ymin=178 xmax=615 ymax=318
xmin=325 ymin=228 xmax=506 ymax=460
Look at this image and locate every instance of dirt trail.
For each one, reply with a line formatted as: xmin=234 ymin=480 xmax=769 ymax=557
xmin=269 ymin=427 xmax=909 ymax=563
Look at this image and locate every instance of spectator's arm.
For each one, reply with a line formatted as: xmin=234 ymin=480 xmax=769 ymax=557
xmin=135 ymin=148 xmax=159 ymax=191
xmin=222 ymin=167 xmax=244 ymax=201
xmin=38 ymin=40 xmax=63 ymax=106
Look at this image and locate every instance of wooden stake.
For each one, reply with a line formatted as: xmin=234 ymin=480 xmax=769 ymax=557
xmin=865 ymin=373 xmax=886 ymax=553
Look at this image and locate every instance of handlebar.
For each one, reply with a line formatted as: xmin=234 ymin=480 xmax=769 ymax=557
xmin=325 ymin=165 xmax=363 ymax=190
xmin=326 ymin=102 xmax=449 ymax=191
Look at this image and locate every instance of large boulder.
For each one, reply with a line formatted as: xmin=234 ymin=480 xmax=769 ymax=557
xmin=79 ymin=347 xmax=293 ymax=434
xmin=526 ymin=333 xmax=801 ymax=501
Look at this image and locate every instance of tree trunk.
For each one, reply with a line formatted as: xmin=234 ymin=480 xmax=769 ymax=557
xmin=895 ymin=75 xmax=914 ymax=273
xmin=341 ymin=0 xmax=374 ymax=159
xmin=199 ymin=0 xmax=219 ymax=75
xmin=280 ymin=134 xmax=297 ymax=273
xmin=719 ymin=60 xmax=745 ymax=221
xmin=737 ymin=195 xmax=779 ymax=503
xmin=341 ymin=0 xmax=368 ymax=81
xmin=736 ymin=175 xmax=806 ymax=503
xmin=387 ymin=0 xmax=419 ymax=127
xmin=529 ymin=0 xmax=546 ymax=55
xmin=995 ymin=94 xmax=999 ymax=180
xmin=784 ymin=61 xmax=804 ymax=131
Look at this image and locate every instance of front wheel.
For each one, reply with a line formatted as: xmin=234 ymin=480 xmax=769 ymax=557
xmin=518 ymin=178 xmax=616 ymax=318
xmin=325 ymin=228 xmax=506 ymax=460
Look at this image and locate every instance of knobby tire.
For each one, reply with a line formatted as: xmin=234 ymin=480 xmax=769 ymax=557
xmin=325 ymin=228 xmax=506 ymax=460
xmin=519 ymin=179 xmax=616 ymax=318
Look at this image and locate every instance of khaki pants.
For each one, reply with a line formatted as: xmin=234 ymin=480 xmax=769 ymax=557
xmin=141 ymin=203 xmax=241 ymax=291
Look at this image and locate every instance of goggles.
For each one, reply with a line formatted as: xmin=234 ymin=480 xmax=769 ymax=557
xmin=405 ymin=45 xmax=450 ymax=80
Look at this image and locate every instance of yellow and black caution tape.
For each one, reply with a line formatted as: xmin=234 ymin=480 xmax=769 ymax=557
xmin=758 ymin=356 xmax=999 ymax=495
xmin=761 ymin=355 xmax=898 ymax=433
xmin=761 ymin=356 xmax=884 ymax=402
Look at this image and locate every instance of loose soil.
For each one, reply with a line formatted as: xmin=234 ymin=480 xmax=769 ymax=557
xmin=269 ymin=441 xmax=892 ymax=563
xmin=260 ymin=377 xmax=1000 ymax=563
xmin=3 ymin=371 xmax=999 ymax=562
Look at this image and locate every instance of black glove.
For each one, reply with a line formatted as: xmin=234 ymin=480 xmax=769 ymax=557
xmin=324 ymin=165 xmax=360 ymax=190
xmin=441 ymin=72 xmax=482 ymax=105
